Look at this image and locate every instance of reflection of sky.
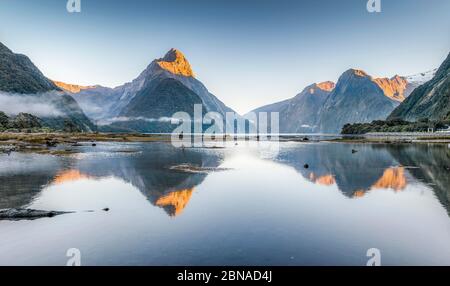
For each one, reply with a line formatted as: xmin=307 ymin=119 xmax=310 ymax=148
xmin=1 ymin=145 xmax=450 ymax=265
xmin=0 ymin=0 xmax=449 ymax=113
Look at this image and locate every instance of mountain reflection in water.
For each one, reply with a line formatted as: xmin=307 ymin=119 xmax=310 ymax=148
xmin=0 ymin=143 xmax=223 ymax=217
xmin=276 ymin=143 xmax=450 ymax=214
xmin=1 ymin=142 xmax=450 ymax=265
xmin=1 ymin=142 xmax=450 ymax=216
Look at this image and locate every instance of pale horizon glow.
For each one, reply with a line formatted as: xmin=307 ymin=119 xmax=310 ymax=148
xmin=0 ymin=0 xmax=449 ymax=114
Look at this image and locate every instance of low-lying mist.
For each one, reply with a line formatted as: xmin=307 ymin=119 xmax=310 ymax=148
xmin=97 ymin=116 xmax=177 ymax=126
xmin=0 ymin=92 xmax=63 ymax=117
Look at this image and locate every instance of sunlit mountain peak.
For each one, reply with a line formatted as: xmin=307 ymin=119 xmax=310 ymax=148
xmin=155 ymin=48 xmax=195 ymax=77
xmin=345 ymin=69 xmax=369 ymax=78
xmin=316 ymin=81 xmax=335 ymax=92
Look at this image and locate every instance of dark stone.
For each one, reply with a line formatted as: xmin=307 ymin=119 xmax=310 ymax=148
xmin=0 ymin=208 xmax=72 ymax=221
xmin=46 ymin=140 xmax=57 ymax=147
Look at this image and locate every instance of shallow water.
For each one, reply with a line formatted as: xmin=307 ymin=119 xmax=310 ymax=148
xmin=1 ymin=141 xmax=450 ymax=266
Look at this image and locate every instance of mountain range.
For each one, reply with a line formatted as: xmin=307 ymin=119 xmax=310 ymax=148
xmin=250 ymin=67 xmax=435 ymax=133
xmin=59 ymin=49 xmax=237 ymax=133
xmin=1 ymin=39 xmax=448 ymax=134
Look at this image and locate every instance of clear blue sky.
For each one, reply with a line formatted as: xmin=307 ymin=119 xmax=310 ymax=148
xmin=0 ymin=0 xmax=449 ymax=114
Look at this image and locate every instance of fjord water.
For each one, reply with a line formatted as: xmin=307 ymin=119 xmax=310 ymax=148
xmin=1 ymin=142 xmax=450 ymax=266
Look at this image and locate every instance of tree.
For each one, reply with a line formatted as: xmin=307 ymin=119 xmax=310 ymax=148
xmin=63 ymin=119 xmax=81 ymax=133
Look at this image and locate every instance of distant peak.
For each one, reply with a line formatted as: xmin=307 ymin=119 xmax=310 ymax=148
xmin=345 ymin=69 xmax=369 ymax=78
xmin=161 ymin=48 xmax=185 ymax=62
xmin=53 ymin=80 xmax=98 ymax=93
xmin=372 ymin=76 xmax=408 ymax=102
xmin=404 ymin=69 xmax=437 ymax=84
xmin=305 ymin=81 xmax=335 ymax=95
xmin=316 ymin=81 xmax=335 ymax=92
xmin=156 ymin=48 xmax=195 ymax=77
xmin=391 ymin=74 xmax=403 ymax=79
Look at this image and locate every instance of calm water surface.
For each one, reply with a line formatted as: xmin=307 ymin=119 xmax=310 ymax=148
xmin=1 ymin=141 xmax=450 ymax=265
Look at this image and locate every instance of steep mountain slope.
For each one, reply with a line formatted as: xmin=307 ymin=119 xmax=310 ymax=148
xmin=0 ymin=42 xmax=57 ymax=93
xmin=249 ymin=68 xmax=426 ymax=134
xmin=0 ymin=42 xmax=94 ymax=131
xmin=373 ymin=75 xmax=409 ymax=102
xmin=249 ymin=82 xmax=335 ymax=133
xmin=389 ymin=53 xmax=450 ymax=121
xmin=70 ymin=49 xmax=236 ymax=132
xmin=372 ymin=72 xmax=433 ymax=103
xmin=317 ymin=69 xmax=400 ymax=133
xmin=283 ymin=82 xmax=334 ymax=133
xmin=120 ymin=78 xmax=203 ymax=118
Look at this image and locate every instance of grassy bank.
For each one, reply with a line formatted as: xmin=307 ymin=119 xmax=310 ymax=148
xmin=0 ymin=132 xmax=173 ymax=144
xmin=0 ymin=132 xmax=174 ymax=155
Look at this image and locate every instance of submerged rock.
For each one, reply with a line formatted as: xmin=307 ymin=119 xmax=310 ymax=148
xmin=1 ymin=147 xmax=16 ymax=155
xmin=46 ymin=140 xmax=58 ymax=147
xmin=169 ymin=164 xmax=231 ymax=174
xmin=0 ymin=208 xmax=72 ymax=220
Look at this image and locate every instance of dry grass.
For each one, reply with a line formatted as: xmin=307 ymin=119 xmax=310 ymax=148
xmin=0 ymin=132 xmax=173 ymax=155
xmin=0 ymin=132 xmax=172 ymax=144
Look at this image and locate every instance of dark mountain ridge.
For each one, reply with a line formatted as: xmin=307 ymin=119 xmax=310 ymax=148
xmin=0 ymin=42 xmax=94 ymax=132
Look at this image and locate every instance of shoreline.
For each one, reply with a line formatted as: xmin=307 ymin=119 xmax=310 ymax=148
xmin=0 ymin=132 xmax=173 ymax=155
xmin=1 ymin=132 xmax=450 ymax=156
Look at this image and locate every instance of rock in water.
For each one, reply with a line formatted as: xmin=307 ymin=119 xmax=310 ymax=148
xmin=0 ymin=208 xmax=72 ymax=220
xmin=169 ymin=164 xmax=231 ymax=174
